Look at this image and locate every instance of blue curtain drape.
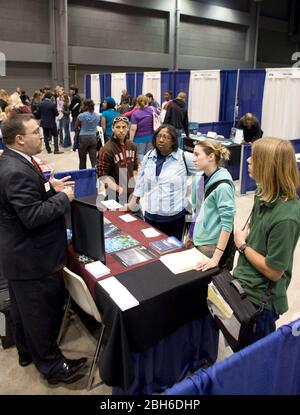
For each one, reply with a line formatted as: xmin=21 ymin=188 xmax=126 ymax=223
xmin=104 ymin=73 xmax=111 ymax=99
xmin=136 ymin=72 xmax=144 ymax=97
xmin=85 ymin=74 xmax=91 ymax=99
xmin=100 ymin=74 xmax=105 ymax=105
xmin=237 ymin=69 xmax=266 ymax=124
xmin=164 ymin=318 xmax=300 ymax=395
xmin=219 ymin=70 xmax=237 ymax=122
xmin=174 ymin=71 xmax=190 ymax=108
xmin=161 ymin=71 xmax=174 ymax=103
xmin=126 ymin=72 xmax=135 ymax=100
xmin=44 ymin=168 xmax=97 ymax=198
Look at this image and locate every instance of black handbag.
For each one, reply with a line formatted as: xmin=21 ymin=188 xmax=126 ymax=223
xmin=207 ymin=269 xmax=272 ymax=352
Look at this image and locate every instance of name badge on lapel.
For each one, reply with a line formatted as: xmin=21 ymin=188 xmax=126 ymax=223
xmin=44 ymin=182 xmax=51 ymax=192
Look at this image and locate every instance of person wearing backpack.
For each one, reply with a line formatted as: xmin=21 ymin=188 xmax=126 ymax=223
xmin=187 ymin=140 xmax=236 ymax=271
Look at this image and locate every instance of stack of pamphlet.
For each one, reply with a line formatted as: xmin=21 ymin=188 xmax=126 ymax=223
xmin=149 ymin=236 xmax=183 ymax=255
xmin=85 ymin=261 xmax=111 ymax=278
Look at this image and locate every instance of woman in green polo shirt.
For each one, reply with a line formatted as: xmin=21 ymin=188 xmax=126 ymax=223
xmin=234 ymin=137 xmax=300 ymax=342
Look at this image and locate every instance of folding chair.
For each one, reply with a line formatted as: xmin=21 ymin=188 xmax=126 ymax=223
xmin=58 ymin=267 xmax=105 ymax=390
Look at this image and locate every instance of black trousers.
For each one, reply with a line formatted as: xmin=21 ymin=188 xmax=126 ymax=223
xmin=78 ymin=135 xmax=97 ymax=169
xmin=42 ymin=126 xmax=59 ymax=152
xmin=8 ymin=273 xmax=65 ymax=377
xmin=145 ymin=214 xmax=186 ymax=241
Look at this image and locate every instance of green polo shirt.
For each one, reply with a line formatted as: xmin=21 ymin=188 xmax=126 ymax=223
xmin=233 ymin=194 xmax=300 ymax=315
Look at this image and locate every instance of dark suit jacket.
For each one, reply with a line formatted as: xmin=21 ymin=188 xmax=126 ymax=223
xmin=0 ymin=149 xmax=70 ymax=280
xmin=38 ymin=99 xmax=58 ymax=129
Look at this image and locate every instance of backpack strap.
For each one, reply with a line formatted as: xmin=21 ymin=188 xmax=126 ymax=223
xmin=204 ymin=179 xmax=232 ymax=199
xmin=182 ymin=151 xmax=189 ymax=175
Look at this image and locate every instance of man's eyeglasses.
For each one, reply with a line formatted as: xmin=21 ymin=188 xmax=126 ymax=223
xmin=113 ymin=116 xmax=129 ymax=124
xmin=22 ymin=129 xmax=41 ymax=136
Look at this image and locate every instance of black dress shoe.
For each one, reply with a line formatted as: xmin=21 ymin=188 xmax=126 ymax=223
xmin=46 ymin=357 xmax=87 ymax=385
xmin=18 ymin=354 xmax=33 ymax=367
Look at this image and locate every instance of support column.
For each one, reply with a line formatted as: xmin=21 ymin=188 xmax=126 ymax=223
xmin=168 ymin=0 xmax=179 ymax=70
xmin=49 ymin=0 xmax=69 ymax=90
xmin=245 ymin=1 xmax=258 ymax=68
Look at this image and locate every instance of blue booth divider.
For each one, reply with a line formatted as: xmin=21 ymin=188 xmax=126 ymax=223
xmin=239 ymin=143 xmax=256 ymax=195
xmin=164 ymin=318 xmax=300 ymax=395
xmin=241 ymin=138 xmax=300 ymax=195
xmin=196 ymin=121 xmax=233 ymax=138
xmin=291 ymin=138 xmax=300 ymax=154
xmin=45 ymin=168 xmax=97 ymax=198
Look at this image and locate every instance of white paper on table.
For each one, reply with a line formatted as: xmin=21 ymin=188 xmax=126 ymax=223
xmin=160 ymin=247 xmax=209 ymax=274
xmin=98 ymin=276 xmax=140 ymax=311
xmin=101 ymin=200 xmax=123 ymax=210
xmin=141 ymin=228 xmax=161 ymax=238
xmin=85 ymin=261 xmax=110 ymax=278
xmin=119 ymin=214 xmax=137 ymax=223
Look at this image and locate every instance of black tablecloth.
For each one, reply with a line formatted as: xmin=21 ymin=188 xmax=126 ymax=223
xmin=94 ymin=261 xmax=219 ymax=389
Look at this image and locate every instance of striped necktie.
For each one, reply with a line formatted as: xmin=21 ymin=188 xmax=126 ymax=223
xmin=30 ymin=157 xmax=44 ymax=175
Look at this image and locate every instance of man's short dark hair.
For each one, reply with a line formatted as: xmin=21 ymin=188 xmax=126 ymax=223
xmin=44 ymin=91 xmax=53 ymax=99
xmin=70 ymin=85 xmax=78 ymax=94
xmin=1 ymin=114 xmax=34 ymax=145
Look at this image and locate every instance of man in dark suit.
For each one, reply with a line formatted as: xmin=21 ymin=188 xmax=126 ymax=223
xmin=0 ymin=114 xmax=87 ymax=384
xmin=38 ymin=91 xmax=63 ymax=154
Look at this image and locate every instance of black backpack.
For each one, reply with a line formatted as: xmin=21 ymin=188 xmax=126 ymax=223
xmin=205 ymin=180 xmax=236 ymax=271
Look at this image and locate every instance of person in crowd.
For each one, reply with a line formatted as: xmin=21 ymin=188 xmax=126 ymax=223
xmin=101 ymin=96 xmax=119 ymax=142
xmin=30 ymin=90 xmax=42 ymax=120
xmin=237 ymin=112 xmax=263 ymax=143
xmin=0 ymin=89 xmax=10 ymax=112
xmin=164 ymin=91 xmax=189 ymax=149
xmin=38 ymin=91 xmax=62 ymax=154
xmin=0 ymin=90 xmax=9 ymax=127
xmin=120 ymin=89 xmax=132 ymax=105
xmin=117 ymin=96 xmax=131 ymax=115
xmin=123 ymin=99 xmax=138 ymax=119
xmin=97 ymin=116 xmax=138 ymax=203
xmin=129 ymin=94 xmax=157 ymax=162
xmin=161 ymin=91 xmax=173 ymax=110
xmin=75 ymin=99 xmax=100 ymax=169
xmin=60 ymin=94 xmax=71 ymax=148
xmin=233 ymin=137 xmax=300 ymax=342
xmin=20 ymin=90 xmax=30 ymax=106
xmin=6 ymin=94 xmax=32 ymax=117
xmin=160 ymin=91 xmax=173 ymax=123
xmin=126 ymin=124 xmax=196 ymax=240
xmin=145 ymin=92 xmax=160 ymax=109
xmin=69 ymin=85 xmax=82 ymax=150
xmin=9 ymin=87 xmax=21 ymax=101
xmin=0 ymin=114 xmax=87 ymax=384
xmin=56 ymin=86 xmax=65 ymax=146
xmin=187 ymin=141 xmax=235 ymax=271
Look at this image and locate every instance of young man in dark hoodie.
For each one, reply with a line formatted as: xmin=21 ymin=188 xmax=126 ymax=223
xmin=164 ymin=91 xmax=189 ymax=149
xmin=97 ymin=116 xmax=138 ymax=203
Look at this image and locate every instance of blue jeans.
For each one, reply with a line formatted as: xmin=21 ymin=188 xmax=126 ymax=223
xmin=60 ymin=118 xmax=71 ymax=147
xmin=251 ymin=305 xmax=279 ymax=343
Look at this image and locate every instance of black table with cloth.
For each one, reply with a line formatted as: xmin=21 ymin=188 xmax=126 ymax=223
xmin=68 ymin=209 xmax=220 ymax=394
